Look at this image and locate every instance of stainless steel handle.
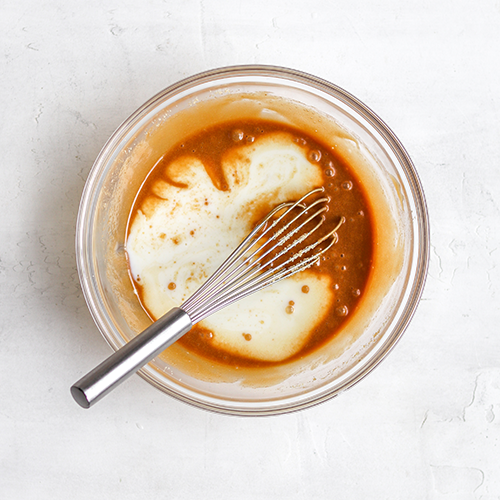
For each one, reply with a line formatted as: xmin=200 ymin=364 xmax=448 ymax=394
xmin=71 ymin=307 xmax=192 ymax=408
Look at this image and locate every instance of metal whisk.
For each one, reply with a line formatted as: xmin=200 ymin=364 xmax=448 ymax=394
xmin=71 ymin=188 xmax=343 ymax=408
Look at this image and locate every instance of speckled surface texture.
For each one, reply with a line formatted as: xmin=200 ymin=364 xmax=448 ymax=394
xmin=1 ymin=1 xmax=499 ymax=498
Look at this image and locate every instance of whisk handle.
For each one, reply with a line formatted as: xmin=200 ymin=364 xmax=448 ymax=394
xmin=71 ymin=307 xmax=192 ymax=408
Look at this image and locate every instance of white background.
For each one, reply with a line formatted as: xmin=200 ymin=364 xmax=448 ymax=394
xmin=1 ymin=1 xmax=499 ymax=498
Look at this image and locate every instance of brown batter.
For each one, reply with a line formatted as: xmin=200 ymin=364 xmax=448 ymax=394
xmin=127 ymin=119 xmax=374 ymax=368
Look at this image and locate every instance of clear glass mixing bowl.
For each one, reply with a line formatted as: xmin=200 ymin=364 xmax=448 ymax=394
xmin=76 ymin=65 xmax=429 ymax=415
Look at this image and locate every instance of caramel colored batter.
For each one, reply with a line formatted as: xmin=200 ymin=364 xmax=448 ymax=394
xmin=126 ymin=119 xmax=374 ymax=368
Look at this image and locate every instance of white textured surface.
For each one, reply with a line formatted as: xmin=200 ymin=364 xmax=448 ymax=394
xmin=1 ymin=1 xmax=499 ymax=498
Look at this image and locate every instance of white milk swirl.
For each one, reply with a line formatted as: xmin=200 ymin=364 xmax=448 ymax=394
xmin=126 ymin=131 xmax=333 ymax=362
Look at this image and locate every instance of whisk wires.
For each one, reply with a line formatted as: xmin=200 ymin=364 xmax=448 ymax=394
xmin=181 ymin=188 xmax=343 ymax=324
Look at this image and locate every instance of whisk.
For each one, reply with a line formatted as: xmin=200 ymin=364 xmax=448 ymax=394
xmin=71 ymin=187 xmax=343 ymax=408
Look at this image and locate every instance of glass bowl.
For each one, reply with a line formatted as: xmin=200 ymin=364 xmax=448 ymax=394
xmin=76 ymin=65 xmax=429 ymax=415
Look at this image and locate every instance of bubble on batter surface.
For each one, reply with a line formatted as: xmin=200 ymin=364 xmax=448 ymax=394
xmin=232 ymin=129 xmax=244 ymax=142
xmin=308 ymin=149 xmax=321 ymax=162
xmin=336 ymin=305 xmax=349 ymax=317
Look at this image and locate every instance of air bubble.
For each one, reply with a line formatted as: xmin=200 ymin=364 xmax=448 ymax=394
xmin=232 ymin=129 xmax=244 ymax=142
xmin=302 ymin=285 xmax=310 ymax=294
xmin=246 ymin=135 xmax=255 ymax=143
xmin=308 ymin=149 xmax=321 ymax=162
xmin=168 ymin=282 xmax=176 ymax=290
xmin=325 ymin=162 xmax=336 ymax=176
xmin=242 ymin=333 xmax=252 ymax=341
xmin=286 ymin=305 xmax=295 ymax=314
xmin=336 ymin=305 xmax=348 ymax=317
xmin=342 ymin=180 xmax=353 ymax=191
xmin=352 ymin=288 xmax=361 ymax=297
